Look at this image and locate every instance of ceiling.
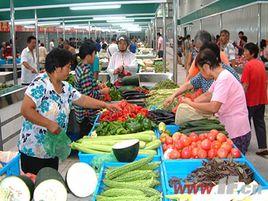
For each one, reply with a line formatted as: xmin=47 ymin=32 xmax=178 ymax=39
xmin=0 ymin=0 xmax=165 ymax=30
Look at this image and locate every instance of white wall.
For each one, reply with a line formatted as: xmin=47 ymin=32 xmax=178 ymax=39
xmin=261 ymin=4 xmax=268 ymax=40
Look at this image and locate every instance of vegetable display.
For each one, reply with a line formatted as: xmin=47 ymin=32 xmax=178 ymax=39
xmin=96 ymin=115 xmax=156 ymax=136
xmin=152 ymin=79 xmax=178 ymax=90
xmin=96 ymin=156 xmax=162 ymax=201
xmin=161 ymin=129 xmax=241 ymax=159
xmin=146 ymin=88 xmax=179 ymax=111
xmin=109 ymin=86 xmax=122 ymax=101
xmin=153 ymin=60 xmax=168 ymax=73
xmin=148 ymin=110 xmax=175 ymax=124
xmin=100 ymin=101 xmax=148 ymax=122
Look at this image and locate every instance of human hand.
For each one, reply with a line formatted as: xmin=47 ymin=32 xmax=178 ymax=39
xmin=181 ymin=97 xmax=192 ymax=105
xmin=31 ymin=68 xmax=38 ymax=74
xmin=101 ymin=87 xmax=110 ymax=95
xmin=114 ymin=66 xmax=123 ymax=74
xmin=46 ymin=121 xmax=61 ymax=135
xmin=105 ymin=103 xmax=121 ymax=112
xmin=164 ymin=96 xmax=175 ymax=107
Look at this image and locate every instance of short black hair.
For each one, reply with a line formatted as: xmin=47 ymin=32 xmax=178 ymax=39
xmin=241 ymin=36 xmax=247 ymax=43
xmin=102 ymin=43 xmax=108 ymax=50
xmin=244 ymin=42 xmax=259 ymax=58
xmin=27 ymin=36 xmax=36 ymax=43
xmin=40 ymin=43 xmax=45 ymax=47
xmin=199 ymin=42 xmax=221 ymax=63
xmin=196 ymin=46 xmax=221 ymax=70
xmin=220 ymin=29 xmax=230 ymax=36
xmin=157 ymin=32 xmax=161 ymax=36
xmin=79 ymin=41 xmax=97 ymax=59
xmin=238 ymin=31 xmax=244 ymax=35
xmin=260 ymin=39 xmax=266 ymax=49
xmin=45 ymin=48 xmax=72 ymax=73
xmin=186 ymin=35 xmax=191 ymax=39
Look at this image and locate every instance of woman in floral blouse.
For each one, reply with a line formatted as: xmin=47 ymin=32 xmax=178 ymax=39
xmin=19 ymin=48 xmax=119 ymax=174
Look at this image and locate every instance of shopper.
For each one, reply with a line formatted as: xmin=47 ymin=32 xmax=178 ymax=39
xmin=157 ymin=32 xmax=164 ymax=58
xmin=219 ymin=29 xmax=236 ymax=67
xmin=107 ymin=37 xmax=118 ymax=59
xmin=184 ymin=35 xmax=191 ymax=67
xmin=18 ymin=48 xmax=119 ymax=174
xmin=186 ymin=30 xmax=229 ymax=81
xmin=74 ymin=42 xmax=110 ymax=136
xmin=63 ymin=40 xmax=77 ymax=70
xmin=49 ymin=39 xmax=55 ymax=51
xmin=177 ymin=36 xmax=183 ymax=65
xmin=241 ymin=43 xmax=268 ymax=156
xmin=181 ymin=46 xmax=251 ymax=154
xmin=237 ymin=36 xmax=247 ymax=56
xmin=129 ymin=36 xmax=137 ymax=54
xmin=0 ymin=42 xmax=5 ymax=59
xmin=260 ymin=39 xmax=268 ymax=63
xmin=164 ymin=42 xmax=240 ymax=107
xmin=58 ymin=38 xmax=64 ymax=48
xmin=107 ymin=35 xmax=138 ymax=84
xmin=38 ymin=43 xmax=47 ymax=69
xmin=21 ymin=36 xmax=38 ymax=85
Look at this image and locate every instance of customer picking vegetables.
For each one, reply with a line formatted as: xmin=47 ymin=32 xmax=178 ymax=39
xmin=181 ymin=43 xmax=251 ymax=154
xmin=19 ymin=48 xmax=120 ymax=174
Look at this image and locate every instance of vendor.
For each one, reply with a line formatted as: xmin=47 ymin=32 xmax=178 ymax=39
xmin=181 ymin=46 xmax=251 ymax=154
xmin=164 ymin=42 xmax=240 ymax=107
xmin=74 ymin=41 xmax=110 ymax=136
xmin=19 ymin=48 xmax=119 ymax=174
xmin=107 ymin=35 xmax=138 ymax=84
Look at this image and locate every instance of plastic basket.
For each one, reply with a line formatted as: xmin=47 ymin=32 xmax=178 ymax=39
xmin=0 ymin=59 xmax=6 ymax=65
xmin=92 ymin=162 xmax=164 ymax=201
xmin=162 ymin=159 xmax=268 ymax=198
xmin=0 ymin=153 xmax=20 ymax=177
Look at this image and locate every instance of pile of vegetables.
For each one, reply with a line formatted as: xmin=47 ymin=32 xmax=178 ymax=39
xmin=168 ymin=159 xmax=254 ymax=188
xmin=148 ymin=110 xmax=175 ymax=124
xmin=96 ymin=115 xmax=156 ymax=136
xmin=152 ymin=79 xmax=178 ymax=90
xmin=178 ymin=118 xmax=227 ymax=134
xmin=146 ymin=88 xmax=178 ymax=111
xmin=96 ymin=156 xmax=162 ymax=201
xmin=100 ymin=101 xmax=148 ymax=122
xmin=153 ymin=60 xmax=168 ymax=73
xmin=160 ymin=129 xmax=241 ymax=159
xmin=109 ymin=86 xmax=122 ymax=101
xmin=71 ymin=130 xmax=161 ymax=156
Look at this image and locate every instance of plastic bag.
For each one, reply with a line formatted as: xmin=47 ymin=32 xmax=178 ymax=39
xmin=43 ymin=130 xmax=71 ymax=161
xmin=175 ymin=103 xmax=213 ymax=125
xmin=91 ymin=153 xmax=118 ymax=172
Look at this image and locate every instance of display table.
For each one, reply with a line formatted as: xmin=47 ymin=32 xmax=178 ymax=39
xmin=0 ymin=71 xmax=21 ymax=82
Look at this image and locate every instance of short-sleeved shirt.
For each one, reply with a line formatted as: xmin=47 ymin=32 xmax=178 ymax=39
xmin=187 ymin=51 xmax=229 ymax=81
xmin=190 ymin=63 xmax=240 ymax=92
xmin=222 ymin=42 xmax=236 ymax=61
xmin=21 ymin=47 xmax=38 ymax=84
xmin=158 ymin=36 xmax=163 ymax=51
xmin=241 ymin=58 xmax=267 ymax=107
xmin=74 ymin=64 xmax=102 ymax=124
xmin=208 ymin=70 xmax=250 ymax=139
xmin=18 ymin=73 xmax=81 ymax=158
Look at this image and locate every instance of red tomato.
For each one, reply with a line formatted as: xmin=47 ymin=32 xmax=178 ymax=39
xmin=226 ymin=139 xmax=234 ymax=146
xmin=217 ymin=133 xmax=227 ymax=143
xmin=169 ymin=150 xmax=181 ymax=159
xmin=208 ymin=149 xmax=217 ymax=159
xmin=199 ymin=134 xmax=207 ymax=141
xmin=163 ymin=144 xmax=168 ymax=152
xmin=191 ymin=142 xmax=197 ymax=147
xmin=230 ymin=148 xmax=241 ymax=158
xmin=181 ymin=136 xmax=192 ymax=147
xmin=211 ymin=141 xmax=222 ymax=150
xmin=221 ymin=142 xmax=232 ymax=152
xmin=192 ymin=147 xmax=199 ymax=157
xmin=207 ymin=133 xmax=216 ymax=141
xmin=160 ymin=135 xmax=166 ymax=143
xmin=217 ymin=148 xmax=228 ymax=158
xmin=174 ymin=140 xmax=184 ymax=150
xmin=210 ymin=129 xmax=219 ymax=137
xmin=172 ymin=133 xmax=181 ymax=142
xmin=201 ymin=139 xmax=212 ymax=150
xmin=196 ymin=140 xmax=202 ymax=148
xmin=198 ymin=149 xmax=207 ymax=158
xmin=181 ymin=147 xmax=192 ymax=159
xmin=166 ymin=136 xmax=173 ymax=145
xmin=189 ymin=133 xmax=199 ymax=142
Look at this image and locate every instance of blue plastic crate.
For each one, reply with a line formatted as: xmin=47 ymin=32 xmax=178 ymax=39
xmin=92 ymin=162 xmax=164 ymax=201
xmin=0 ymin=59 xmax=6 ymax=65
xmin=162 ymin=159 xmax=268 ymax=198
xmin=0 ymin=153 xmax=20 ymax=177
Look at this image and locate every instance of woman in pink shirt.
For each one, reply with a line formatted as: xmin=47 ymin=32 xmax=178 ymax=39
xmin=182 ymin=45 xmax=251 ymax=154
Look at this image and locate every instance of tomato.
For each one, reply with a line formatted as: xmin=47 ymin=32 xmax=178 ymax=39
xmin=210 ymin=129 xmax=219 ymax=137
xmin=192 ymin=147 xmax=199 ymax=158
xmin=196 ymin=140 xmax=202 ymax=148
xmin=211 ymin=141 xmax=222 ymax=150
xmin=226 ymin=139 xmax=234 ymax=146
xmin=197 ymin=148 xmax=207 ymax=158
xmin=189 ymin=133 xmax=199 ymax=142
xmin=160 ymin=135 xmax=166 ymax=143
xmin=181 ymin=147 xmax=192 ymax=159
xmin=217 ymin=148 xmax=228 ymax=158
xmin=199 ymin=134 xmax=207 ymax=141
xmin=230 ymin=148 xmax=241 ymax=158
xmin=221 ymin=142 xmax=232 ymax=152
xmin=163 ymin=144 xmax=168 ymax=152
xmin=191 ymin=141 xmax=197 ymax=147
xmin=166 ymin=136 xmax=173 ymax=145
xmin=172 ymin=133 xmax=181 ymax=142
xmin=201 ymin=139 xmax=212 ymax=150
xmin=169 ymin=149 xmax=181 ymax=159
xmin=207 ymin=133 xmax=216 ymax=141
xmin=174 ymin=140 xmax=184 ymax=150
xmin=217 ymin=133 xmax=227 ymax=143
xmin=180 ymin=136 xmax=192 ymax=147
xmin=208 ymin=149 xmax=217 ymax=159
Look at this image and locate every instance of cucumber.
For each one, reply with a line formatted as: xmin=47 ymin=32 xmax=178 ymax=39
xmin=144 ymin=139 xmax=161 ymax=150
xmin=34 ymin=167 xmax=67 ymax=201
xmin=180 ymin=125 xmax=225 ymax=134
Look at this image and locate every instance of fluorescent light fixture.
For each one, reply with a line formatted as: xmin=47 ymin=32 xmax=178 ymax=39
xmin=107 ymin=19 xmax=134 ymax=23
xmin=13 ymin=20 xmax=35 ymax=25
xmin=70 ymin=4 xmax=121 ymax=10
xmin=24 ymin=25 xmax=35 ymax=29
xmin=39 ymin=22 xmax=61 ymax=26
xmin=93 ymin=16 xmax=126 ymax=21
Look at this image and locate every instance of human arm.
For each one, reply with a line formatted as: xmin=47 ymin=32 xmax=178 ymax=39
xmin=194 ymin=91 xmax=212 ymax=103
xmin=241 ymin=63 xmax=249 ymax=93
